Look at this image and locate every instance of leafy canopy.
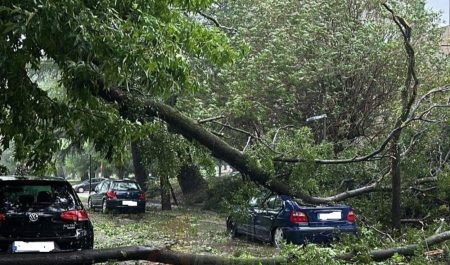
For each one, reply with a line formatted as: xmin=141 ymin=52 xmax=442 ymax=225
xmin=0 ymin=0 xmax=235 ymax=171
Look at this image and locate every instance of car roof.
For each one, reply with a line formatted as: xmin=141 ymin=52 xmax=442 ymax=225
xmin=101 ymin=179 xmax=137 ymax=182
xmin=0 ymin=175 xmax=68 ymax=183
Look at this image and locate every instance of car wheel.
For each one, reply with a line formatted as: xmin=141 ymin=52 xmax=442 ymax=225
xmin=87 ymin=198 xmax=93 ymax=210
xmin=272 ymin=227 xmax=286 ymax=248
xmin=227 ymin=218 xmax=239 ymax=238
xmin=78 ymin=187 xmax=84 ymax=193
xmin=138 ymin=206 xmax=145 ymax=214
xmin=230 ymin=224 xmax=239 ymax=238
xmin=102 ymin=200 xmax=109 ymax=214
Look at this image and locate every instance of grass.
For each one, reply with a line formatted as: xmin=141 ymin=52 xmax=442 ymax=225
xmin=86 ymin=205 xmax=278 ymax=259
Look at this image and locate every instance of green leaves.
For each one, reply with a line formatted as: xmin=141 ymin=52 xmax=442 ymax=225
xmin=0 ymin=0 xmax=236 ymax=171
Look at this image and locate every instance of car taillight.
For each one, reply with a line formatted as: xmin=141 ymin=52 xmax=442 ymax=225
xmin=60 ymin=210 xmax=89 ymax=222
xmin=0 ymin=213 xmax=5 ymax=221
xmin=106 ymin=191 xmax=117 ymax=200
xmin=138 ymin=192 xmax=145 ymax=201
xmin=290 ymin=211 xmax=308 ymax=225
xmin=347 ymin=210 xmax=356 ymax=222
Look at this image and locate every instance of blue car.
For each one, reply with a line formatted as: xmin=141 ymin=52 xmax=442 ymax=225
xmin=226 ymin=194 xmax=357 ymax=247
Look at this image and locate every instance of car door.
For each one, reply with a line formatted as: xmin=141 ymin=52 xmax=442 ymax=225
xmin=92 ymin=181 xmax=108 ymax=206
xmin=254 ymin=195 xmax=283 ymax=241
xmin=235 ymin=198 xmax=258 ymax=236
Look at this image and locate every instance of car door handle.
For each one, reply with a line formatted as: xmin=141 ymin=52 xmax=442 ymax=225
xmin=269 ymin=216 xmax=274 ymax=220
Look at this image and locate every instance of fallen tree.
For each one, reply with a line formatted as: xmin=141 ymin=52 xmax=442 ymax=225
xmin=96 ymin=4 xmax=449 ymax=206
xmin=0 ymin=246 xmax=286 ymax=265
xmin=338 ymin=230 xmax=450 ymax=262
xmin=2 ymin=231 xmax=450 ymax=264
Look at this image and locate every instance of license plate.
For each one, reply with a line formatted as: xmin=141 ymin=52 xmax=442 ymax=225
xmin=122 ymin=200 xmax=137 ymax=206
xmin=12 ymin=241 xmax=55 ymax=253
xmin=318 ymin=211 xmax=342 ymax=220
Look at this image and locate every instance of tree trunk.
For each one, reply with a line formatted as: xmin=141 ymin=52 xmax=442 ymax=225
xmin=160 ymin=174 xmax=172 ymax=210
xmin=176 ymin=164 xmax=208 ymax=204
xmin=2 ymin=231 xmax=450 ymax=264
xmin=99 ymin=88 xmax=384 ymax=204
xmin=0 ymin=246 xmax=285 ymax=265
xmin=131 ymin=141 xmax=148 ymax=191
xmin=390 ymin=139 xmax=402 ymax=231
xmin=116 ymin=164 xmax=125 ymax=179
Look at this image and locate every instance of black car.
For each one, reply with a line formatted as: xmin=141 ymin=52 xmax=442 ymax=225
xmin=0 ymin=176 xmax=94 ymax=253
xmin=88 ymin=179 xmax=145 ymax=213
xmin=73 ymin=178 xmax=105 ymax=193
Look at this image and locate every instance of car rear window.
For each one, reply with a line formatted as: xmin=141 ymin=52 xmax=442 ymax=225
xmin=0 ymin=182 xmax=78 ymax=213
xmin=112 ymin=182 xmax=140 ymax=191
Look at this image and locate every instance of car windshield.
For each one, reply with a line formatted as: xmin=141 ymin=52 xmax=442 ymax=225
xmin=0 ymin=182 xmax=78 ymax=213
xmin=112 ymin=182 xmax=140 ymax=191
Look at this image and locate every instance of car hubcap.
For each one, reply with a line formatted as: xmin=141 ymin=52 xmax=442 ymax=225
xmin=274 ymin=228 xmax=285 ymax=248
xmin=79 ymin=187 xmax=84 ymax=193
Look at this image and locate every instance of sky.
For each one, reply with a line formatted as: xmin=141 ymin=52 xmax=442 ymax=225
xmin=426 ymin=0 xmax=449 ymax=25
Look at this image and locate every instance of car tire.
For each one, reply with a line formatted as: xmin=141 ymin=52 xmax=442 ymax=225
xmin=87 ymin=198 xmax=93 ymax=210
xmin=138 ymin=206 xmax=145 ymax=214
xmin=227 ymin=218 xmax=239 ymax=238
xmin=272 ymin=227 xmax=286 ymax=248
xmin=78 ymin=187 xmax=84 ymax=193
xmin=230 ymin=224 xmax=239 ymax=238
xmin=102 ymin=200 xmax=109 ymax=214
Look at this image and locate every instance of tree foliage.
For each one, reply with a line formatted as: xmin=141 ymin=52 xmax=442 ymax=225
xmin=0 ymin=0 xmax=234 ymax=173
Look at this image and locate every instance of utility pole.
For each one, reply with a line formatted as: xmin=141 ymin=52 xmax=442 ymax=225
xmin=89 ymin=155 xmax=92 ymax=194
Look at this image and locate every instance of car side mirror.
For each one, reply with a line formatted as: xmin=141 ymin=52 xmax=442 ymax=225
xmin=248 ymin=198 xmax=258 ymax=208
xmin=94 ymin=186 xmax=99 ymax=193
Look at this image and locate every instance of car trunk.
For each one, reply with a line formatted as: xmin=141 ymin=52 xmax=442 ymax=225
xmin=1 ymin=211 xmax=77 ymax=239
xmin=115 ymin=191 xmax=140 ymax=200
xmin=299 ymin=205 xmax=352 ymax=227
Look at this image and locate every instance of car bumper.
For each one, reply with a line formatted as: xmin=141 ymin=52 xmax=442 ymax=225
xmin=105 ymin=200 xmax=146 ymax=209
xmin=283 ymin=225 xmax=357 ymax=244
xmin=0 ymin=233 xmax=94 ymax=253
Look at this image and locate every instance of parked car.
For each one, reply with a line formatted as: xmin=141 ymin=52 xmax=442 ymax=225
xmin=88 ymin=179 xmax=146 ymax=213
xmin=73 ymin=178 xmax=105 ymax=193
xmin=0 ymin=176 xmax=94 ymax=253
xmin=226 ymin=194 xmax=357 ymax=248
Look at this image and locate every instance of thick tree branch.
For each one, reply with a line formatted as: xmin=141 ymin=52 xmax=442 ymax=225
xmin=0 ymin=246 xmax=285 ymax=265
xmin=273 ymin=126 xmax=400 ymax=164
xmin=414 ymin=177 xmax=438 ymax=185
xmin=410 ymin=86 xmax=450 ymax=116
xmin=197 ymin=115 xmax=225 ymax=124
xmin=198 ymin=11 xmax=237 ymax=32
xmin=338 ymin=231 xmax=450 ymax=261
xmin=4 ymin=231 xmax=450 ymax=264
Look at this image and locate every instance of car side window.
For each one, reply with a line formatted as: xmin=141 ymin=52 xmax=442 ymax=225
xmin=99 ymin=181 xmax=109 ymax=193
xmin=264 ymin=196 xmax=283 ymax=211
xmin=263 ymin=196 xmax=275 ymax=209
xmin=273 ymin=197 xmax=283 ymax=210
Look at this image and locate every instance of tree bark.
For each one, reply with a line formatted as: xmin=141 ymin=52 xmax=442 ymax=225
xmin=383 ymin=4 xmax=419 ymax=231
xmin=131 ymin=141 xmax=148 ymax=191
xmin=160 ymin=174 xmax=172 ymax=210
xmin=2 ymin=231 xmax=450 ymax=264
xmin=176 ymin=164 xmax=208 ymax=204
xmin=0 ymin=247 xmax=285 ymax=265
xmin=391 ymin=138 xmax=402 ymax=231
xmin=338 ymin=231 xmax=450 ymax=261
